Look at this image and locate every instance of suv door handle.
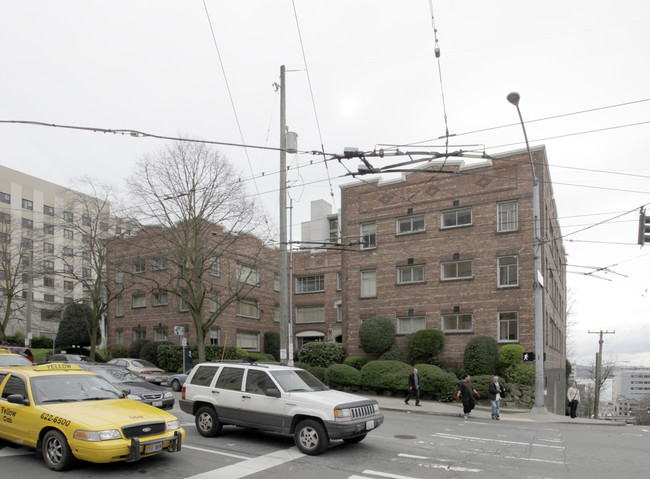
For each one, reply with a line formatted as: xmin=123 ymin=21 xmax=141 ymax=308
xmin=211 ymin=390 xmax=219 ymax=394
xmin=242 ymin=395 xmax=251 ymax=399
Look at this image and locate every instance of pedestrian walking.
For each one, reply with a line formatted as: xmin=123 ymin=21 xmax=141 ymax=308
xmin=404 ymin=368 xmax=421 ymax=406
xmin=457 ymin=374 xmax=479 ymax=418
xmin=567 ymin=381 xmax=580 ymax=418
xmin=488 ymin=375 xmax=506 ymax=420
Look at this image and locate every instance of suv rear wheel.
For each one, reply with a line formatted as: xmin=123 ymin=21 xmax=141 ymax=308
xmin=195 ymin=406 xmax=222 ymax=437
xmin=294 ymin=419 xmax=329 ymax=455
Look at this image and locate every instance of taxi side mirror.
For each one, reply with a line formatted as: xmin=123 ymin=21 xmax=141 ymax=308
xmin=7 ymin=394 xmax=29 ymax=406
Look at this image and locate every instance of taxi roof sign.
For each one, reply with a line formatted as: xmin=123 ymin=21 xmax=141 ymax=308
xmin=33 ymin=363 xmax=84 ymax=372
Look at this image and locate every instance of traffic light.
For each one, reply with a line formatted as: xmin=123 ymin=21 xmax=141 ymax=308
xmin=647 ymin=407 xmax=650 ymax=414
xmin=638 ymin=208 xmax=650 ymax=245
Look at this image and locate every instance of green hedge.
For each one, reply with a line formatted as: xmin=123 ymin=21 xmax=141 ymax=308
xmin=463 ymin=335 xmax=498 ymax=376
xmin=324 ymin=363 xmax=361 ymax=386
xmin=297 ymin=342 xmax=345 ymax=367
xmin=156 ymin=344 xmax=240 ymax=372
xmin=360 ymin=360 xmax=411 ymax=390
xmin=344 ymin=355 xmax=367 ymax=370
xmin=414 ymin=363 xmax=459 ymax=402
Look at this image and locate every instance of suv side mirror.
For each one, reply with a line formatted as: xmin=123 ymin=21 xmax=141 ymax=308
xmin=265 ymin=388 xmax=281 ymax=398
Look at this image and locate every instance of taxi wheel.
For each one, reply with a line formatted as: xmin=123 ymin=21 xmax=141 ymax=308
xmin=196 ymin=406 xmax=222 ymax=437
xmin=42 ymin=430 xmax=75 ymax=471
xmin=294 ymin=419 xmax=329 ymax=455
xmin=171 ymin=379 xmax=182 ymax=392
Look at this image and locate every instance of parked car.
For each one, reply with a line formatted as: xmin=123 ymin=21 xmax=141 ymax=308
xmin=180 ymin=361 xmax=383 ymax=455
xmin=0 ymin=345 xmax=34 ymax=362
xmin=46 ymin=353 xmax=95 ymax=363
xmin=78 ymin=363 xmax=174 ymax=409
xmin=167 ymin=370 xmax=191 ymax=392
xmin=107 ymin=358 xmax=166 ymax=383
xmin=0 ymin=349 xmax=33 ymax=366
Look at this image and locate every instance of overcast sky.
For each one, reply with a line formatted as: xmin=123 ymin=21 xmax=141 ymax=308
xmin=1 ymin=1 xmax=649 ymax=367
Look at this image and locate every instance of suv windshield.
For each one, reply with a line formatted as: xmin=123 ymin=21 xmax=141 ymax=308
xmin=270 ymin=369 xmax=328 ymax=392
xmin=31 ymin=374 xmax=124 ymax=404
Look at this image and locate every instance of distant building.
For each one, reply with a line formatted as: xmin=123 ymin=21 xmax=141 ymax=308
xmin=612 ymin=367 xmax=650 ymax=400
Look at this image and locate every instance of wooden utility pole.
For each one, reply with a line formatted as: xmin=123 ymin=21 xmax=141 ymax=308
xmin=279 ymin=65 xmax=289 ymax=364
xmin=588 ymin=329 xmax=615 ymax=419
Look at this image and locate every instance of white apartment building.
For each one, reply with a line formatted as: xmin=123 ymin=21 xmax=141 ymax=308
xmin=612 ymin=367 xmax=650 ymax=400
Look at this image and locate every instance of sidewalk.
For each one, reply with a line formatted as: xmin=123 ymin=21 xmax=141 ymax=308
xmin=372 ymin=394 xmax=627 ymax=426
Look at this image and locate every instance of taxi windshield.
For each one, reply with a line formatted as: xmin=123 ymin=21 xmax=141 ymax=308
xmin=31 ymin=374 xmax=124 ymax=405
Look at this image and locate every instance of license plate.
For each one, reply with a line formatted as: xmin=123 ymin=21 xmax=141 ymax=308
xmin=145 ymin=442 xmax=162 ymax=454
xmin=153 ymin=401 xmax=163 ymax=407
xmin=365 ymin=420 xmax=375 ymax=430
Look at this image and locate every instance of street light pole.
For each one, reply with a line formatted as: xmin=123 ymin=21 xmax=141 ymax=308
xmin=507 ymin=92 xmax=546 ymax=413
xmin=279 ymin=65 xmax=289 ymax=364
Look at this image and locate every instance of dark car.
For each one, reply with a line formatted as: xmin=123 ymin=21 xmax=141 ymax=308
xmin=46 ymin=353 xmax=95 ymax=363
xmin=79 ymin=363 xmax=174 ymax=409
xmin=0 ymin=345 xmax=34 ymax=362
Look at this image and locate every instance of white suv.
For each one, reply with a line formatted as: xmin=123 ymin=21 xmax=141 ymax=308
xmin=179 ymin=361 xmax=384 ymax=455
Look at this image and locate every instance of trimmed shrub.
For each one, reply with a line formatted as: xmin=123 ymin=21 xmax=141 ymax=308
xmin=157 ymin=344 xmax=184 ymax=372
xmin=263 ymin=331 xmax=280 ymax=361
xmin=344 ymin=355 xmax=367 ymax=370
xmin=467 ymin=374 xmax=495 ymax=398
xmin=378 ymin=344 xmax=409 ymax=363
xmin=31 ymin=336 xmax=54 ymax=349
xmin=498 ymin=344 xmax=524 ymax=374
xmin=358 ymin=316 xmax=395 ymax=355
xmin=297 ymin=342 xmax=346 ymax=368
xmin=128 ymin=339 xmax=150 ymax=359
xmin=409 ymin=329 xmax=445 ymax=363
xmin=360 ymin=360 xmax=411 ymax=390
xmin=141 ymin=340 xmax=172 ymax=367
xmin=301 ymin=364 xmax=326 ymax=381
xmin=414 ymin=363 xmax=459 ymax=402
xmin=503 ymin=363 xmax=535 ymax=386
xmin=324 ymin=363 xmax=362 ymax=386
xmin=107 ymin=345 xmax=128 ymax=360
xmin=463 ymin=335 xmax=498 ymax=376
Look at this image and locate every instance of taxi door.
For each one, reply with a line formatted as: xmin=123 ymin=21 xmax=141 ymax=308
xmin=0 ymin=373 xmax=33 ymax=444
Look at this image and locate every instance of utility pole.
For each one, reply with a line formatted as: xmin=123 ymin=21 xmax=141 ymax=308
xmin=588 ymin=329 xmax=615 ymax=419
xmin=279 ymin=65 xmax=288 ymax=364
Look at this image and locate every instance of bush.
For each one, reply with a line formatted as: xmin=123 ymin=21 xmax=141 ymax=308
xmin=297 ymin=342 xmax=346 ymax=368
xmin=157 ymin=344 xmax=184 ymax=372
xmin=107 ymin=345 xmax=128 ymax=360
xmin=359 ymin=316 xmax=395 ymax=355
xmin=414 ymin=363 xmax=459 ymax=402
xmin=128 ymin=338 xmax=150 ymax=359
xmin=378 ymin=344 xmax=409 ymax=362
xmin=409 ymin=329 xmax=445 ymax=363
xmin=31 ymin=336 xmax=53 ymax=349
xmin=301 ymin=364 xmax=326 ymax=381
xmin=360 ymin=360 xmax=411 ymax=390
xmin=324 ymin=363 xmax=361 ymax=386
xmin=463 ymin=336 xmax=498 ymax=376
xmin=503 ymin=363 xmax=535 ymax=386
xmin=263 ymin=331 xmax=280 ymax=361
xmin=498 ymin=344 xmax=524 ymax=373
xmin=141 ymin=340 xmax=172 ymax=367
xmin=344 ymin=356 xmax=367 ymax=370
xmin=467 ymin=374 xmax=496 ymax=398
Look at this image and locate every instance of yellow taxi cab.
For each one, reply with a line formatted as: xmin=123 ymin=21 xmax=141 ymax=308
xmin=0 ymin=349 xmax=33 ymax=366
xmin=0 ymin=363 xmax=184 ymax=471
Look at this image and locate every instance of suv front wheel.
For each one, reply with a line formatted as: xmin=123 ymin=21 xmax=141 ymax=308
xmin=195 ymin=406 xmax=222 ymax=437
xmin=294 ymin=419 xmax=329 ymax=455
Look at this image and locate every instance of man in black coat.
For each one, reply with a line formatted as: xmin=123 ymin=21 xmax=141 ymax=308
xmin=404 ymin=368 xmax=421 ymax=406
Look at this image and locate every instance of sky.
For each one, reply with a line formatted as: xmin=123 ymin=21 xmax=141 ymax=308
xmin=1 ymin=1 xmax=649 ymax=368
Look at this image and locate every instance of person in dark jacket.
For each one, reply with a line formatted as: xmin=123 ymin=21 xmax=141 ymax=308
xmin=488 ymin=375 xmax=506 ymax=420
xmin=457 ymin=374 xmax=479 ymax=418
xmin=404 ymin=368 xmax=421 ymax=406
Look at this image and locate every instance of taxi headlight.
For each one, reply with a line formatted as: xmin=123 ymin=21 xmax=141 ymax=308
xmin=164 ymin=392 xmax=173 ymax=399
xmin=167 ymin=420 xmax=180 ymax=431
xmin=74 ymin=429 xmax=122 ymax=441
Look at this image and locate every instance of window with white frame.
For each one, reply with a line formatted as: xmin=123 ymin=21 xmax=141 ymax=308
xmin=133 ymin=329 xmax=146 ymax=341
xmin=499 ymin=311 xmax=519 ymax=341
xmin=441 ymin=207 xmax=472 ymax=228
xmin=115 ymin=266 xmax=123 ymax=284
xmin=336 ymin=301 xmax=342 ymax=322
xmin=115 ymin=295 xmax=124 ymax=317
xmin=115 ymin=329 xmax=124 ymax=345
xmin=132 ymin=294 xmax=146 ymax=309
xmin=43 ymin=260 xmax=54 ymax=272
xmin=154 ymin=326 xmax=168 ymax=341
xmin=274 ymin=274 xmax=280 ymax=292
xmin=336 ymin=272 xmax=342 ymax=291
xmin=63 ymin=229 xmax=73 ymax=240
xmin=397 ymin=214 xmax=425 ymax=235
xmin=209 ymin=328 xmax=220 ymax=345
xmin=237 ymin=298 xmax=259 ymax=318
xmin=360 ymin=222 xmax=376 ymax=249
xmin=497 ymin=200 xmax=518 ymax=232
xmin=296 ymin=275 xmax=325 ymax=293
xmin=153 ymin=257 xmax=167 ymax=271
xmin=22 ymin=199 xmax=33 ymax=210
xmin=209 ymin=293 xmax=220 ymax=313
xmin=179 ymin=291 xmax=190 ymax=312
xmin=237 ymin=263 xmax=259 ymax=285
xmin=153 ymin=291 xmax=168 ymax=306
xmin=442 ymin=313 xmax=473 ymax=333
xmin=274 ymin=304 xmax=280 ymax=322
xmin=237 ymin=331 xmax=260 ymax=351
xmin=44 ymin=243 xmax=54 ymax=254
xmin=209 ymin=256 xmax=220 ymax=276
xmin=63 ymin=210 xmax=73 ymax=222
xmin=441 ymin=260 xmax=472 ymax=280
xmin=397 ymin=316 xmax=426 ymax=334
xmin=397 ymin=264 xmax=425 ymax=284
xmin=133 ymin=260 xmax=145 ymax=274
xmin=498 ymin=255 xmax=519 ymax=287
xmin=360 ymin=270 xmax=376 ymax=298
xmin=296 ymin=305 xmax=325 ymax=323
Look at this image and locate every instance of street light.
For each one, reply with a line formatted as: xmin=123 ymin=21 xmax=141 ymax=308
xmin=507 ymin=91 xmax=546 ymax=413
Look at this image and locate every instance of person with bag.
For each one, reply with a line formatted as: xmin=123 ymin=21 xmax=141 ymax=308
xmin=488 ymin=375 xmax=506 ymax=420
xmin=457 ymin=374 xmax=479 ymax=419
xmin=567 ymin=381 xmax=580 ymax=418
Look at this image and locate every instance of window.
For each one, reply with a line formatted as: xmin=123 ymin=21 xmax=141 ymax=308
xmin=63 ymin=264 xmax=73 ymax=274
xmin=236 ymin=331 xmax=260 ymax=351
xmin=22 ymin=199 xmax=33 ymax=210
xmin=0 ymin=212 xmax=10 ymax=224
xmin=296 ymin=305 xmax=325 ymax=323
xmin=115 ymin=266 xmax=123 ymax=284
xmin=21 ymin=237 xmax=33 ymax=249
xmin=442 ymin=313 xmax=473 ymax=333
xmin=441 ymin=260 xmax=473 ymax=280
xmin=397 ymin=316 xmax=426 ymax=334
xmin=154 ymin=327 xmax=168 ymax=342
xmin=133 ymin=329 xmax=146 ymax=341
xmin=237 ymin=298 xmax=260 ymax=318
xmin=216 ymin=367 xmax=245 ymax=390
xmin=63 ymin=211 xmax=73 ymax=222
xmin=62 ymin=247 xmax=74 ymax=257
xmin=64 ymin=280 xmax=74 ymax=291
xmin=153 ymin=291 xmax=168 ymax=306
xmin=296 ymin=275 xmax=325 ymax=293
xmin=22 ymin=218 xmax=33 ymax=229
xmin=360 ymin=222 xmax=376 ymax=249
xmin=179 ymin=291 xmax=190 ymax=312
xmin=100 ymin=221 xmax=108 ymax=231
xmin=329 ymin=217 xmax=339 ymax=243
xmin=82 ymin=267 xmax=91 ymax=278
xmin=497 ymin=200 xmax=518 ymax=232
xmin=209 ymin=328 xmax=220 ymax=345
xmin=63 ymin=229 xmax=74 ymax=240
xmin=498 ymin=255 xmax=519 ymax=287
xmin=116 ymin=227 xmax=123 ymax=235
xmin=115 ymin=329 xmax=124 ymax=345
xmin=132 ymin=293 xmax=146 ymax=309
xmin=43 ymin=205 xmax=54 ymax=216
xmin=133 ymin=260 xmax=145 ymax=274
xmin=336 ymin=272 xmax=342 ymax=291
xmin=43 ymin=224 xmax=54 ymax=235
xmin=245 ymin=369 xmax=276 ymax=395
xmin=441 ymin=207 xmax=472 ymax=228
xmin=336 ymin=302 xmax=342 ymax=322
xmin=152 ymin=257 xmax=167 ymax=271
xmin=44 ymin=294 xmax=55 ymax=302
xmin=209 ymin=293 xmax=220 ymax=313
xmin=43 ymin=260 xmax=54 ymax=272
xmin=274 ymin=274 xmax=280 ymax=292
xmin=209 ymin=256 xmax=220 ymax=276
xmin=360 ymin=270 xmax=376 ymax=298
xmin=237 ymin=263 xmax=259 ymax=285
xmin=115 ymin=295 xmax=124 ymax=317
xmin=397 ymin=265 xmax=425 ymax=284
xmin=0 ymin=192 xmax=9 ymax=203
xmin=82 ymin=234 xmax=90 ymax=244
xmin=44 ymin=243 xmax=54 ymax=253
xmin=499 ymin=311 xmax=519 ymax=342
xmin=397 ymin=214 xmax=425 ymax=235
xmin=44 ymin=277 xmax=54 ymax=287
xmin=82 ymin=215 xmax=91 ymax=226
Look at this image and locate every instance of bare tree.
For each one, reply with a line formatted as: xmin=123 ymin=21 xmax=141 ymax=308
xmin=125 ymin=141 xmax=274 ymax=363
xmin=0 ymin=216 xmax=30 ymax=342
xmin=584 ymin=357 xmax=617 ymax=418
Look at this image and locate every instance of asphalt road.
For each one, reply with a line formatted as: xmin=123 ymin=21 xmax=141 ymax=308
xmin=2 ymin=392 xmax=650 ymax=479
